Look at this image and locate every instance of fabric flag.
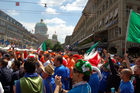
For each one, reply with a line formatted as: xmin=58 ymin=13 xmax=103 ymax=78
xmin=87 ymin=51 xmax=101 ymax=66
xmin=86 ymin=42 xmax=99 ymax=55
xmin=103 ymin=58 xmax=116 ymax=70
xmin=37 ymin=41 xmax=46 ymax=54
xmin=127 ymin=10 xmax=140 ymax=43
xmin=24 ymin=51 xmax=27 ymax=59
xmin=16 ymin=2 xmax=20 ymax=6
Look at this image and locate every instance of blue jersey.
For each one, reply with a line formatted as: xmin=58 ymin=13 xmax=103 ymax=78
xmin=88 ymin=73 xmax=100 ymax=93
xmin=65 ymin=67 xmax=70 ymax=90
xmin=99 ymin=71 xmax=109 ymax=92
xmin=119 ymin=80 xmax=134 ymax=93
xmin=44 ymin=76 xmax=56 ymax=93
xmin=68 ymin=83 xmax=91 ymax=93
xmin=53 ymin=65 xmax=67 ymax=89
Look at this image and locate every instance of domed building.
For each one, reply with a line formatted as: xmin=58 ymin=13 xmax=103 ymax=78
xmin=35 ymin=19 xmax=48 ymax=35
xmin=50 ymin=31 xmax=58 ymax=46
xmin=34 ymin=19 xmax=49 ymax=46
xmin=52 ymin=32 xmax=58 ymax=41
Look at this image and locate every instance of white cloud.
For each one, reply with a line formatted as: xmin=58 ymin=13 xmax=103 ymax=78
xmin=45 ymin=8 xmax=58 ymax=14
xmin=7 ymin=10 xmax=19 ymax=16
xmin=39 ymin=0 xmax=66 ymax=7
xmin=47 ymin=24 xmax=74 ymax=43
xmin=44 ymin=17 xmax=66 ymax=24
xmin=45 ymin=17 xmax=74 ymax=43
xmin=20 ymin=21 xmax=35 ymax=33
xmin=60 ymin=0 xmax=88 ymax=11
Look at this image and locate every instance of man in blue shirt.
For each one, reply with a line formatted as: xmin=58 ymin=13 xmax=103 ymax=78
xmin=54 ymin=59 xmax=92 ymax=93
xmin=119 ymin=69 xmax=134 ymax=93
xmin=53 ymin=55 xmax=69 ymax=89
xmin=88 ymin=72 xmax=100 ymax=93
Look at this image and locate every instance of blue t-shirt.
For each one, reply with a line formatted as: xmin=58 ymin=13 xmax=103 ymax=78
xmin=68 ymin=83 xmax=91 ymax=93
xmin=65 ymin=66 xmax=70 ymax=90
xmin=119 ymin=80 xmax=134 ymax=93
xmin=88 ymin=73 xmax=100 ymax=93
xmin=44 ymin=76 xmax=56 ymax=93
xmin=99 ymin=71 xmax=109 ymax=92
xmin=53 ymin=65 xmax=67 ymax=89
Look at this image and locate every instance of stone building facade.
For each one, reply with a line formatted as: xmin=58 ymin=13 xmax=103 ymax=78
xmin=69 ymin=0 xmax=140 ymax=55
xmin=0 ymin=10 xmax=38 ymax=48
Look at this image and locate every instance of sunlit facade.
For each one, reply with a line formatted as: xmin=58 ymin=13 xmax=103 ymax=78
xmin=0 ymin=10 xmax=38 ymax=48
xmin=69 ymin=0 xmax=140 ymax=55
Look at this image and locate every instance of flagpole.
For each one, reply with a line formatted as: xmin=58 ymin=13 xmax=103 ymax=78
xmin=124 ymin=9 xmax=132 ymax=54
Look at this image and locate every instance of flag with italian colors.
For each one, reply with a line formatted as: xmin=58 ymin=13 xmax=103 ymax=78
xmin=37 ymin=41 xmax=46 ymax=54
xmin=127 ymin=10 xmax=140 ymax=43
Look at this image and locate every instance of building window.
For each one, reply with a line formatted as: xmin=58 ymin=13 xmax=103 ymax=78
xmin=137 ymin=7 xmax=140 ymax=13
xmin=126 ymin=5 xmax=132 ymax=16
xmin=109 ymin=0 xmax=112 ymax=5
xmin=106 ymin=1 xmax=109 ymax=9
xmin=115 ymin=27 xmax=118 ymax=37
xmin=6 ymin=16 xmax=9 ymax=21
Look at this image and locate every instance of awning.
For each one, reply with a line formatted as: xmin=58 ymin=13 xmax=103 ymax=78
xmin=109 ymin=11 xmax=113 ymax=19
xmin=105 ymin=15 xmax=109 ymax=23
xmin=114 ymin=8 xmax=118 ymax=17
xmin=79 ymin=34 xmax=93 ymax=43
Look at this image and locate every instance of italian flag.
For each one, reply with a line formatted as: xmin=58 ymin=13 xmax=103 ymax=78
xmin=37 ymin=41 xmax=46 ymax=54
xmin=86 ymin=42 xmax=99 ymax=55
xmin=87 ymin=51 xmax=101 ymax=66
xmin=84 ymin=42 xmax=101 ymax=66
xmin=126 ymin=10 xmax=140 ymax=43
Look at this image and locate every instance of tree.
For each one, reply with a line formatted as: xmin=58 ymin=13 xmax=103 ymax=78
xmin=52 ymin=42 xmax=63 ymax=52
xmin=46 ymin=39 xmax=53 ymax=50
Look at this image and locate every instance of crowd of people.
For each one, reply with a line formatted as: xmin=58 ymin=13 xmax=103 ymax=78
xmin=0 ymin=47 xmax=139 ymax=93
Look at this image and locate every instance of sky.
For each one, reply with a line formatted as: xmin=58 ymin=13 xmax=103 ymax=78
xmin=0 ymin=0 xmax=88 ymax=43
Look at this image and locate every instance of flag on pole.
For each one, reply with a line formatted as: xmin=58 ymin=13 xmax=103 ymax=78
xmin=88 ymin=51 xmax=101 ymax=66
xmin=37 ymin=41 xmax=46 ymax=54
xmin=127 ymin=10 xmax=140 ymax=43
xmin=86 ymin=42 xmax=99 ymax=55
xmin=16 ymin=2 xmax=20 ymax=6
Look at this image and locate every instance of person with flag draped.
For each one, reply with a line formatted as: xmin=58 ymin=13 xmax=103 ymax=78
xmin=16 ymin=55 xmax=45 ymax=93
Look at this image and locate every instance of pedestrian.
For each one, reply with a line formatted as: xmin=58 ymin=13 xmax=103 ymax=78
xmin=43 ymin=64 xmax=56 ymax=93
xmin=54 ymin=59 xmax=92 ymax=93
xmin=0 ymin=58 xmax=12 ymax=93
xmin=119 ymin=69 xmax=134 ymax=93
xmin=16 ymin=56 xmax=45 ymax=93
xmin=53 ymin=55 xmax=68 ymax=89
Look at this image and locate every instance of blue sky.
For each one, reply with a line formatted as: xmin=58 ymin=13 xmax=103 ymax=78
xmin=0 ymin=0 xmax=88 ymax=43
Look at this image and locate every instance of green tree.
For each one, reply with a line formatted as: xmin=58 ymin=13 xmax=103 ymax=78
xmin=46 ymin=39 xmax=53 ymax=50
xmin=52 ymin=42 xmax=63 ymax=52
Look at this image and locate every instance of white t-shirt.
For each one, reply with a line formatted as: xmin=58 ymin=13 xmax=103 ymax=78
xmin=0 ymin=82 xmax=4 ymax=93
xmin=7 ymin=58 xmax=15 ymax=69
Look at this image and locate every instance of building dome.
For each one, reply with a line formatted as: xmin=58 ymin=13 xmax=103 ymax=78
xmin=35 ymin=22 xmax=46 ymax=27
xmin=52 ymin=32 xmax=58 ymax=41
xmin=35 ymin=19 xmax=48 ymax=35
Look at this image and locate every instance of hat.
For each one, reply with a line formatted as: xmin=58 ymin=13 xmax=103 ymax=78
xmin=75 ymin=59 xmax=92 ymax=76
xmin=73 ymin=54 xmax=82 ymax=61
xmin=44 ymin=64 xmax=54 ymax=76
